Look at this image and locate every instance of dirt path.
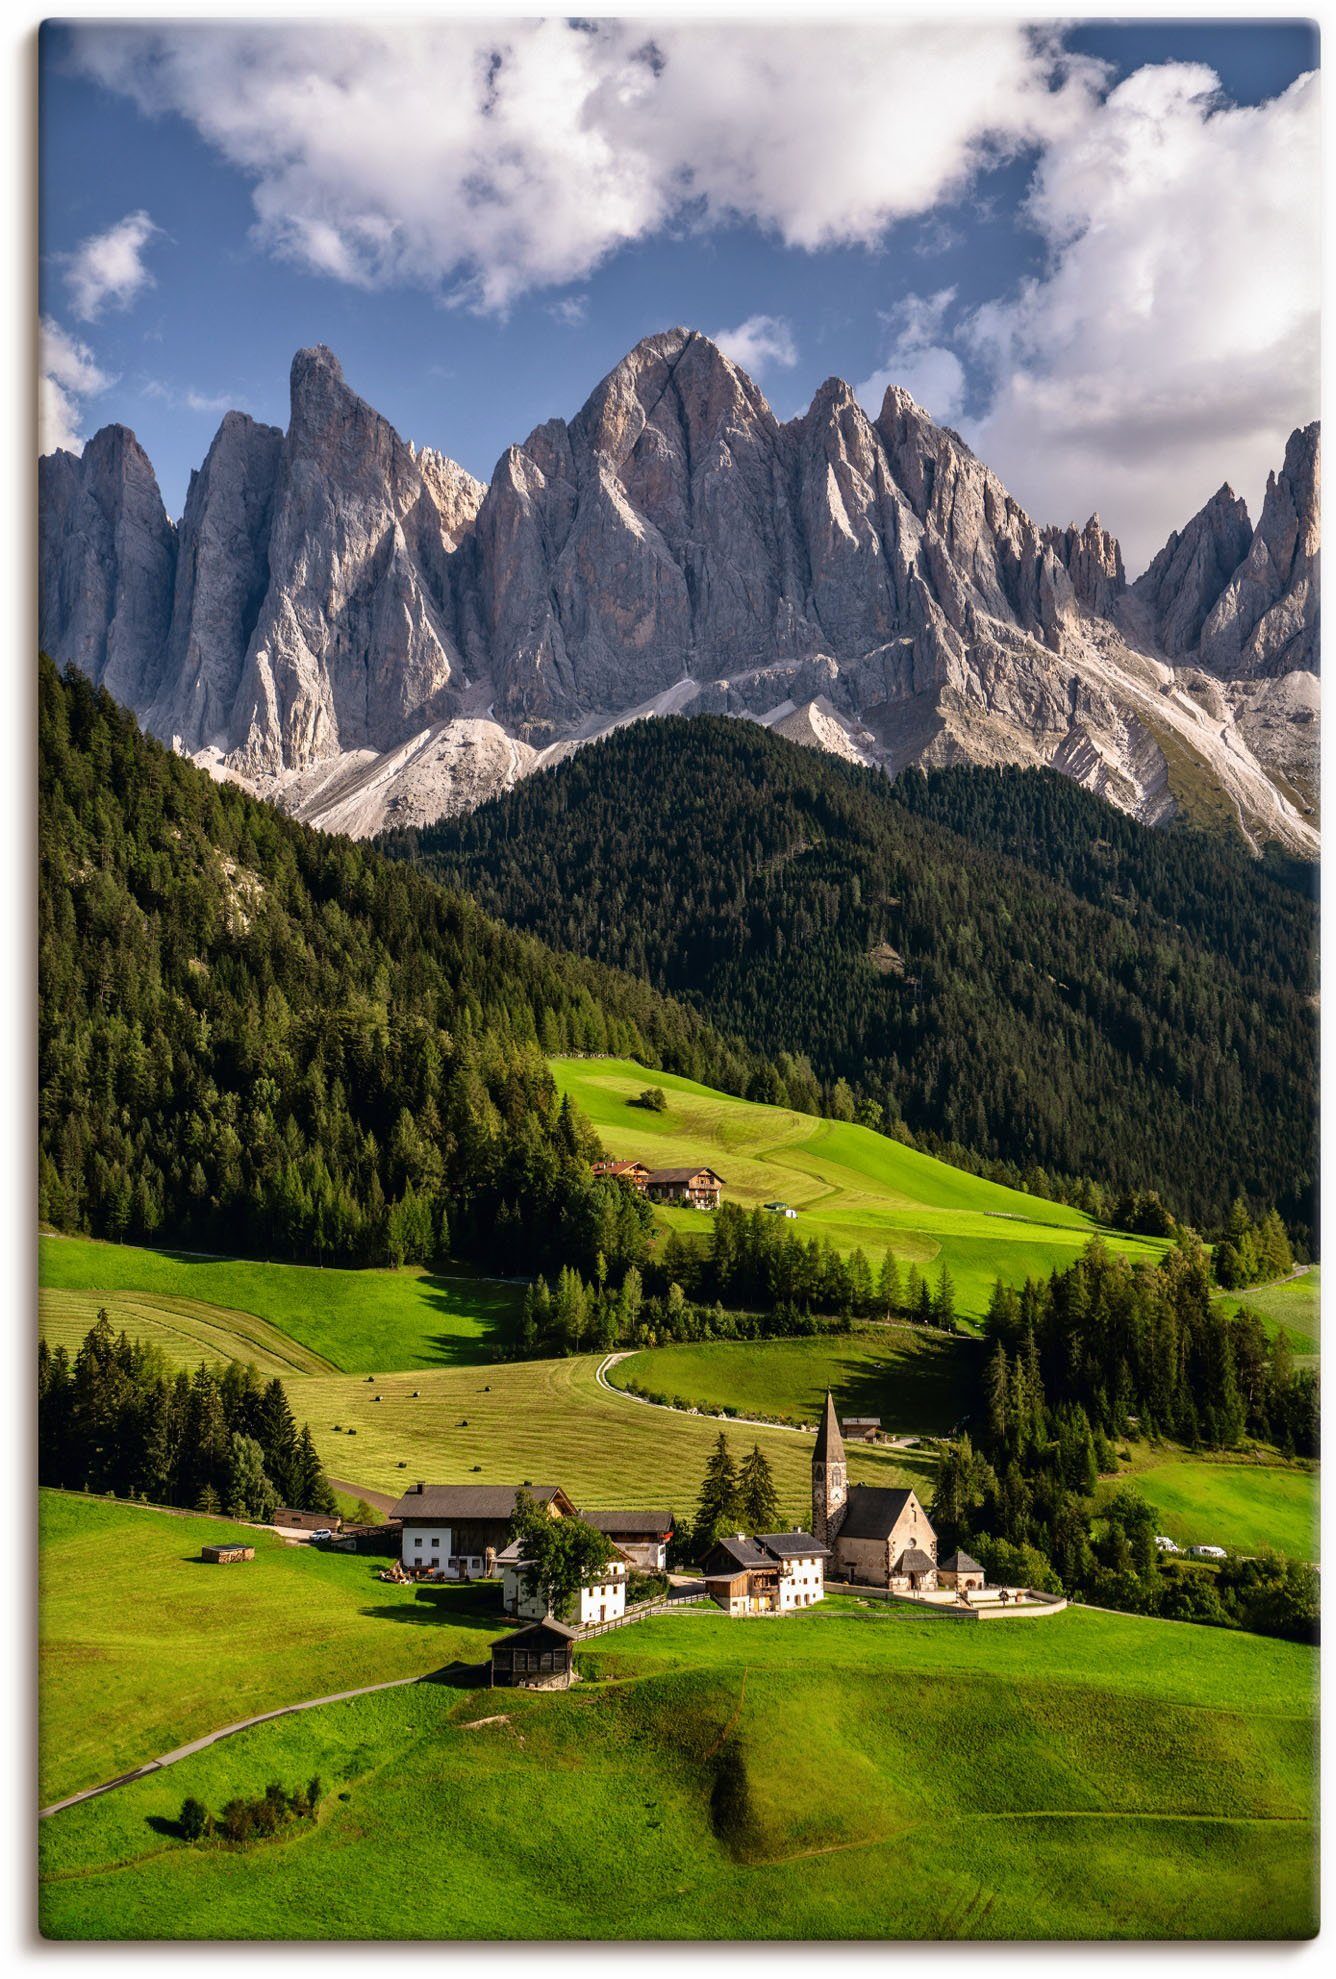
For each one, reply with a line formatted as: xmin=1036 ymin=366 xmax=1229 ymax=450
xmin=327 ymin=1477 xmax=400 ymax=1514
xmin=40 ymin=1665 xmax=450 ymax=1822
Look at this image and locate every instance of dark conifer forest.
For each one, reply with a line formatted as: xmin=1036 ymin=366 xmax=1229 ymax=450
xmin=38 ymin=660 xmax=769 ymax=1273
xmin=385 ymin=717 xmax=1317 ymax=1238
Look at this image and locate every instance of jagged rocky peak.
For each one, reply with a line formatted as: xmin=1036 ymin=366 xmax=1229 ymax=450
xmin=1198 ymin=422 xmax=1320 ymax=678
xmin=151 ymin=411 xmax=284 ymax=753
xmin=38 ymin=421 xmax=177 ymax=710
xmin=1131 ymin=482 xmax=1254 ymax=656
xmin=1043 ymin=515 xmax=1127 ymax=617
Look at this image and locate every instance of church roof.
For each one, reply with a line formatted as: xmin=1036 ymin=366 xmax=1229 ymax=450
xmin=939 ymin=1550 xmax=983 ymax=1573
xmin=896 ymin=1547 xmax=936 ymax=1575
xmin=813 ymin=1390 xmax=845 ymax=1467
xmin=835 ymin=1484 xmax=918 ymax=1541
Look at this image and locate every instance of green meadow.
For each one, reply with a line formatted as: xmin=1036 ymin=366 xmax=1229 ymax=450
xmin=550 ymin=1058 xmax=1168 ymax=1321
xmin=609 ymin=1328 xmax=979 ymax=1435
xmin=1214 ymin=1267 xmax=1320 ymax=1356
xmin=39 ymin=1234 xmax=521 ymax=1372
xmin=39 ymin=1595 xmax=1317 ymax=1941
xmin=296 ymin=1353 xmax=936 ymax=1515
xmin=37 ymin=1491 xmax=505 ymax=1807
xmin=1106 ymin=1448 xmax=1319 ymax=1562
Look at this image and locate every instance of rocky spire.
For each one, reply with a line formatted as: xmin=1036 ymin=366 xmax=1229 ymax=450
xmin=1198 ymin=422 xmax=1320 ymax=678
xmin=1130 ymin=484 xmax=1254 ymax=656
xmin=812 ymin=1390 xmax=848 ymax=1549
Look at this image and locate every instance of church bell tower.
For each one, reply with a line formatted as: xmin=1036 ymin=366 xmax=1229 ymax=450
xmin=812 ymin=1390 xmax=848 ymax=1546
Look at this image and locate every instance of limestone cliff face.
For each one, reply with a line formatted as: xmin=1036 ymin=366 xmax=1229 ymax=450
xmin=1199 ymin=422 xmax=1320 ymax=678
xmin=39 ymin=425 xmax=178 ymax=709
xmin=37 ymin=331 xmax=1319 ymax=852
xmin=1131 ymin=486 xmax=1255 ymax=657
xmin=151 ymin=411 xmax=283 ymax=753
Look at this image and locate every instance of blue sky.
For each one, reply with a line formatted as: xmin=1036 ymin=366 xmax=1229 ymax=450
xmin=38 ymin=17 xmax=1319 ymax=572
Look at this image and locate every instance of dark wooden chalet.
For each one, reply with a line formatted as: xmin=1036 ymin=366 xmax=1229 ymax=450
xmin=644 ymin=1166 xmax=725 ymax=1209
xmin=490 ymin=1618 xmax=579 ymax=1690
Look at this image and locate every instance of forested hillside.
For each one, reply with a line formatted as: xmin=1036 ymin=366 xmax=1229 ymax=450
xmin=38 ymin=661 xmax=768 ymax=1273
xmin=384 ymin=719 xmax=1316 ymax=1236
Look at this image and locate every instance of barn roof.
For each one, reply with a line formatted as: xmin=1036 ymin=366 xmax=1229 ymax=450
xmin=757 ymin=1531 xmax=829 ymax=1558
xmin=644 ymin=1166 xmax=726 ymax=1185
xmin=711 ymin=1534 xmax=772 ymax=1570
xmin=491 ymin=1618 xmax=578 ymax=1650
xmin=581 ymin=1509 xmax=674 ymax=1536
xmin=391 ymin=1483 xmax=567 ymax=1521
xmin=836 ymin=1484 xmax=917 ymax=1541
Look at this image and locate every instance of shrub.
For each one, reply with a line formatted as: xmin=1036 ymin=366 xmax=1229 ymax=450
xmin=178 ymin=1797 xmax=208 ymax=1841
xmin=633 ymin=1087 xmax=668 ymax=1112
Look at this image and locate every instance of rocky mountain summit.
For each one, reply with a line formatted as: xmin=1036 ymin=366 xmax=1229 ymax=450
xmin=38 ymin=330 xmax=1318 ymax=850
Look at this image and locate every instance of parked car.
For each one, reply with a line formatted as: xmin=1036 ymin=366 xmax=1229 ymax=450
xmin=1189 ymin=1544 xmax=1227 ymax=1561
xmin=310 ymin=1527 xmax=333 ymax=1542
xmin=1153 ymin=1535 xmax=1179 ymax=1554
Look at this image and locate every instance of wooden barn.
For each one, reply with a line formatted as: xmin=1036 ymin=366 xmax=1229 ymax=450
xmin=489 ymin=1619 xmax=578 ymax=1691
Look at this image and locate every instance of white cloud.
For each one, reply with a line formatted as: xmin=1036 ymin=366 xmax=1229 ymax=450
xmin=39 ymin=318 xmax=112 ymax=454
xmin=62 ymin=209 xmax=161 ymax=321
xmin=546 ymin=294 xmax=589 ymax=328
xmin=709 ymin=313 xmax=797 ymax=377
xmin=856 ymin=290 xmax=966 ymax=425
xmin=68 ymin=21 xmax=1101 ymax=313
xmin=141 ymin=379 xmax=244 ymax=415
xmin=962 ymin=64 xmax=1320 ymax=572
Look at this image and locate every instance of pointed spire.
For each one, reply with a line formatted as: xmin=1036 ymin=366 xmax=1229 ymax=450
xmin=814 ymin=1389 xmax=845 ymax=1468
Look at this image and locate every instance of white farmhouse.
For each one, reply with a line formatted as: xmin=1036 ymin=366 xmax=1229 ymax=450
xmin=389 ymin=1482 xmax=577 ymax=1580
xmin=702 ymin=1531 xmax=829 ymax=1614
xmin=496 ymin=1540 xmax=631 ymax=1626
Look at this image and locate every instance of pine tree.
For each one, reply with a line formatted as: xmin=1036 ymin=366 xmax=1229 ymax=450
xmin=737 ymin=1444 xmax=779 ymax=1533
xmin=877 ymin=1248 xmax=902 ymax=1318
xmin=693 ymin=1432 xmax=740 ymax=1552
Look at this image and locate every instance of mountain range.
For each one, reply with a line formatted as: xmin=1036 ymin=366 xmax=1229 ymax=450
xmin=39 ymin=329 xmax=1319 ymax=851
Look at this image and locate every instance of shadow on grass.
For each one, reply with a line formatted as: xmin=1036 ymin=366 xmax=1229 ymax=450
xmin=361 ymin=1584 xmax=505 ymax=1631
xmin=145 ymin=1815 xmax=184 ymax=1840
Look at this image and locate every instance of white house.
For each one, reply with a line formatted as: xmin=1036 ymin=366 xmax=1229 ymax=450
xmin=496 ymin=1540 xmax=631 ymax=1626
xmin=702 ymin=1531 xmax=828 ymax=1614
xmin=389 ymin=1482 xmax=576 ymax=1580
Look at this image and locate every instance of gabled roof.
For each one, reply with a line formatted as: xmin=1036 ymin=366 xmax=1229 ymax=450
xmin=390 ymin=1483 xmax=569 ymax=1522
xmin=939 ymin=1550 xmax=983 ymax=1573
xmin=757 ymin=1531 xmax=829 ymax=1559
xmin=644 ymin=1166 xmax=726 ymax=1185
xmin=896 ymin=1546 xmax=936 ymax=1575
xmin=580 ymin=1509 xmax=674 ymax=1536
xmin=835 ymin=1484 xmax=918 ymax=1541
xmin=813 ymin=1389 xmax=846 ymax=1468
xmin=492 ymin=1618 xmax=578 ymax=1649
xmin=710 ymin=1534 xmax=772 ymax=1571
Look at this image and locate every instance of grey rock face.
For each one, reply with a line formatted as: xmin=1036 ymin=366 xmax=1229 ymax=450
xmin=1198 ymin=422 xmax=1320 ymax=678
xmin=37 ymin=331 xmax=1319 ymax=850
xmin=39 ymin=425 xmax=177 ymax=707
xmin=151 ymin=411 xmax=283 ymax=752
xmin=1130 ymin=485 xmax=1254 ymax=656
xmin=1043 ymin=516 xmax=1126 ymax=618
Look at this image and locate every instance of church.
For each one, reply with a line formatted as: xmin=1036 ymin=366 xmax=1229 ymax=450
xmin=812 ymin=1391 xmax=940 ymax=1592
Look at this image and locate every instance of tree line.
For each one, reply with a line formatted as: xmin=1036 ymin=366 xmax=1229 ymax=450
xmin=38 ymin=1310 xmax=336 ymax=1519
xmin=386 ymin=717 xmax=1316 ymax=1241
xmin=38 ymin=659 xmax=775 ymax=1280
xmin=929 ymin=1236 xmax=1318 ymax=1643
xmin=515 ymin=1201 xmax=961 ymax=1357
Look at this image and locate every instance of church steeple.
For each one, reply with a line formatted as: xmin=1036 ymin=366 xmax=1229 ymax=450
xmin=812 ymin=1389 xmax=848 ymax=1547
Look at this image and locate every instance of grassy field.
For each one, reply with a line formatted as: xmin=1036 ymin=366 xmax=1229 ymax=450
xmin=608 ymin=1328 xmax=979 ymax=1435
xmin=550 ymin=1058 xmax=1168 ymax=1322
xmin=39 ymin=1234 xmax=521 ymax=1372
xmin=37 ymin=1491 xmax=507 ymax=1807
xmin=1104 ymin=1448 xmax=1319 ymax=1562
xmin=1213 ymin=1267 xmax=1320 ymax=1356
xmin=293 ymin=1353 xmax=935 ymax=1517
xmin=38 ymin=1284 xmax=337 ymax=1377
xmin=39 ymin=1594 xmax=1317 ymax=1941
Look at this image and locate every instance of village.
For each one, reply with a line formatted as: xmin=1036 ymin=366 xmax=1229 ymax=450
xmin=243 ymin=1394 xmax=1065 ymax=1692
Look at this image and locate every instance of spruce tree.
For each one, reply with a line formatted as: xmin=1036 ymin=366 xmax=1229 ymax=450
xmin=737 ymin=1444 xmax=780 ymax=1533
xmin=693 ymin=1432 xmax=740 ymax=1552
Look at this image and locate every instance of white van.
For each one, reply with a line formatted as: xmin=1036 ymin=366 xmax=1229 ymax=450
xmin=1189 ymin=1544 xmax=1227 ymax=1561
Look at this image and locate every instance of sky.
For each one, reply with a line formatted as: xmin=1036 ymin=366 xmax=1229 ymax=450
xmin=38 ymin=16 xmax=1319 ymax=574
